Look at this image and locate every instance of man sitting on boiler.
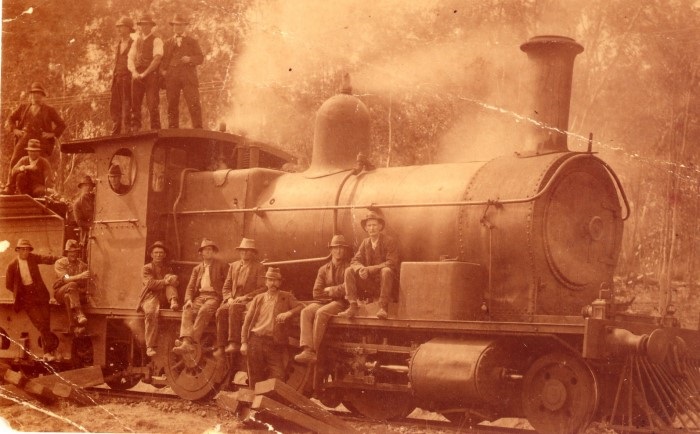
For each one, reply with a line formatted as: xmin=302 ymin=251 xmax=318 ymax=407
xmin=338 ymin=211 xmax=399 ymax=320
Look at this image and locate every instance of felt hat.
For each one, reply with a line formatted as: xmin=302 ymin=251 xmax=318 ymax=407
xmin=26 ymin=139 xmax=41 ymax=152
xmin=149 ymin=241 xmax=168 ymax=255
xmin=136 ymin=14 xmax=156 ymax=25
xmin=328 ymin=234 xmax=350 ymax=249
xmin=108 ymin=165 xmax=122 ymax=176
xmin=265 ymin=267 xmax=282 ymax=280
xmin=170 ymin=13 xmax=189 ymax=25
xmin=235 ymin=238 xmax=257 ymax=252
xmin=360 ymin=211 xmax=385 ymax=231
xmin=29 ymin=82 xmax=47 ymax=96
xmin=116 ymin=17 xmax=135 ymax=31
xmin=78 ymin=175 xmax=96 ymax=188
xmin=198 ymin=238 xmax=219 ymax=253
xmin=64 ymin=239 xmax=81 ymax=253
xmin=15 ymin=239 xmax=34 ymax=251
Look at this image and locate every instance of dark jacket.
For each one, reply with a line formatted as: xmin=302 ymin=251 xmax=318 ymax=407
xmin=184 ymin=258 xmax=228 ymax=302
xmin=241 ymin=290 xmax=303 ymax=345
xmin=136 ymin=261 xmax=177 ymax=311
xmin=5 ymin=253 xmax=60 ymax=312
xmin=7 ymin=103 xmax=66 ymax=153
xmin=221 ymin=260 xmax=265 ymax=303
xmin=313 ymin=259 xmax=350 ymax=302
xmin=350 ymin=233 xmax=399 ymax=273
xmin=12 ymin=156 xmax=53 ymax=188
xmin=72 ymin=191 xmax=95 ymax=229
xmin=161 ymin=35 xmax=204 ymax=75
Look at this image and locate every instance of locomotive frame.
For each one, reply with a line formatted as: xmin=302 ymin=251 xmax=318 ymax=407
xmin=1 ymin=35 xmax=700 ymax=433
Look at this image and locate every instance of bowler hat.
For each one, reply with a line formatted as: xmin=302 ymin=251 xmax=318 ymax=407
xmin=328 ymin=234 xmax=350 ymax=249
xmin=78 ymin=175 xmax=96 ymax=188
xmin=149 ymin=241 xmax=169 ymax=255
xmin=198 ymin=238 xmax=219 ymax=253
xmin=235 ymin=238 xmax=257 ymax=252
xmin=360 ymin=211 xmax=385 ymax=231
xmin=26 ymin=139 xmax=41 ymax=152
xmin=29 ymin=82 xmax=47 ymax=96
xmin=265 ymin=267 xmax=282 ymax=280
xmin=137 ymin=14 xmax=156 ymax=25
xmin=116 ymin=17 xmax=135 ymax=32
xmin=108 ymin=165 xmax=122 ymax=176
xmin=170 ymin=13 xmax=189 ymax=25
xmin=15 ymin=239 xmax=34 ymax=251
xmin=64 ymin=239 xmax=81 ymax=253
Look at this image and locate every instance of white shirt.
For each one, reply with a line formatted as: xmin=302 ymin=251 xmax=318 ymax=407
xmin=18 ymin=259 xmax=33 ymax=285
xmin=200 ymin=264 xmax=213 ymax=291
xmin=127 ymin=31 xmax=163 ymax=74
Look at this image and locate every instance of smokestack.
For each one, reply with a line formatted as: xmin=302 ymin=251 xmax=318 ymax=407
xmin=519 ymin=35 xmax=583 ymax=155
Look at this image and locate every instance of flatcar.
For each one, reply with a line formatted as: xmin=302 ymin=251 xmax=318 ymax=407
xmin=1 ymin=35 xmax=699 ymax=433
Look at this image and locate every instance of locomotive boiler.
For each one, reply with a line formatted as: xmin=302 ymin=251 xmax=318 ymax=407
xmin=1 ymin=35 xmax=699 ymax=433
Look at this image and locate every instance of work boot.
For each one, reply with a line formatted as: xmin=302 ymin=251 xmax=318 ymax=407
xmin=73 ymin=326 xmax=86 ymax=337
xmin=172 ymin=338 xmax=195 ymax=355
xmin=294 ymin=348 xmax=317 ymax=364
xmin=224 ymin=342 xmax=240 ymax=353
xmin=337 ymin=302 xmax=359 ymax=319
xmin=213 ymin=347 xmax=224 ymax=359
xmin=170 ymin=298 xmax=180 ymax=311
xmin=43 ymin=351 xmax=57 ymax=362
xmin=146 ymin=347 xmax=157 ymax=357
xmin=75 ymin=310 xmax=88 ymax=325
xmin=376 ymin=307 xmax=388 ymax=320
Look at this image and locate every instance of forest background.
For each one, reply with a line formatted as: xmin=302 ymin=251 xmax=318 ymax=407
xmin=1 ymin=0 xmax=699 ymax=326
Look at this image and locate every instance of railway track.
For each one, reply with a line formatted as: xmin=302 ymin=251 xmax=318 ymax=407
xmin=81 ymin=386 xmax=536 ymax=433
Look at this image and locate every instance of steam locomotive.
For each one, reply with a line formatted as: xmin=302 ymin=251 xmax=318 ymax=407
xmin=1 ymin=35 xmax=699 ymax=433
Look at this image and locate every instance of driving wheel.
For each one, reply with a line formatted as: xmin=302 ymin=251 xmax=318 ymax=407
xmin=522 ymin=352 xmax=598 ymax=433
xmin=162 ymin=331 xmax=229 ymax=401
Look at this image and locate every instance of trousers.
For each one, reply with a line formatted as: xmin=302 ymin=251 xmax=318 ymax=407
xmin=298 ymin=300 xmax=347 ymax=351
xmin=141 ymin=285 xmax=178 ymax=348
xmin=215 ymin=301 xmax=247 ymax=347
xmin=110 ymin=73 xmax=132 ymax=134
xmin=247 ymin=334 xmax=285 ymax=387
xmin=179 ymin=294 xmax=219 ymax=343
xmin=22 ymin=295 xmax=58 ymax=354
xmin=165 ymin=69 xmax=202 ymax=128
xmin=344 ymin=267 xmax=394 ymax=307
xmin=131 ymin=72 xmax=161 ymax=130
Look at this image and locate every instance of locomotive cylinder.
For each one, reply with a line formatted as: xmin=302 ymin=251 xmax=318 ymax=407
xmin=409 ymin=338 xmax=511 ymax=407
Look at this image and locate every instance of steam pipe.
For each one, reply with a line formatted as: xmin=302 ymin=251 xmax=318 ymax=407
xmin=170 ymin=154 xmax=630 ymax=219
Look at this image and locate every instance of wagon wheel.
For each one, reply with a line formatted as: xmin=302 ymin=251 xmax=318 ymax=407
xmin=343 ymin=390 xmax=415 ymax=421
xmin=162 ymin=331 xmax=229 ymax=401
xmin=522 ymin=352 xmax=598 ymax=434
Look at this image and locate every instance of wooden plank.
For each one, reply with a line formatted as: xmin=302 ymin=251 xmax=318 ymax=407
xmin=254 ymin=378 xmax=355 ymax=432
xmin=24 ymin=382 xmax=56 ymax=403
xmin=26 ymin=365 xmax=104 ymax=391
xmin=252 ymin=395 xmax=345 ymax=434
xmin=0 ymin=384 xmax=37 ymax=407
xmin=215 ymin=389 xmax=255 ymax=413
xmin=3 ymin=369 xmax=26 ymax=387
xmin=52 ymin=382 xmax=94 ymax=405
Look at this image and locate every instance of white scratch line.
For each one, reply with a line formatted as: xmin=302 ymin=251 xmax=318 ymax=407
xmin=2 ymin=6 xmax=33 ymax=23
xmin=0 ymin=331 xmax=135 ymax=433
xmin=0 ymin=386 xmax=88 ymax=432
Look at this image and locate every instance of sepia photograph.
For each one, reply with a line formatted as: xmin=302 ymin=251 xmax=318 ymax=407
xmin=0 ymin=0 xmax=699 ymax=433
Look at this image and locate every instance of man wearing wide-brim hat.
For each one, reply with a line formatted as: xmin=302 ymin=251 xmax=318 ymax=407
xmin=295 ymin=234 xmax=353 ymax=364
xmin=110 ymin=17 xmax=136 ymax=135
xmin=5 ymin=239 xmax=61 ymax=360
xmin=107 ymin=164 xmax=130 ymax=194
xmin=338 ymin=210 xmax=399 ymax=320
xmin=53 ymin=239 xmax=91 ymax=334
xmin=137 ymin=241 xmax=180 ymax=357
xmin=214 ymin=238 xmax=266 ymax=358
xmin=2 ymin=139 xmax=54 ymax=197
xmin=173 ymin=238 xmax=228 ymax=355
xmin=128 ymin=13 xmax=163 ymax=131
xmin=161 ymin=13 xmax=204 ymax=128
xmin=4 ymin=81 xmax=66 ymax=188
xmin=72 ymin=175 xmax=96 ymax=248
xmin=241 ymin=267 xmax=303 ymax=386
